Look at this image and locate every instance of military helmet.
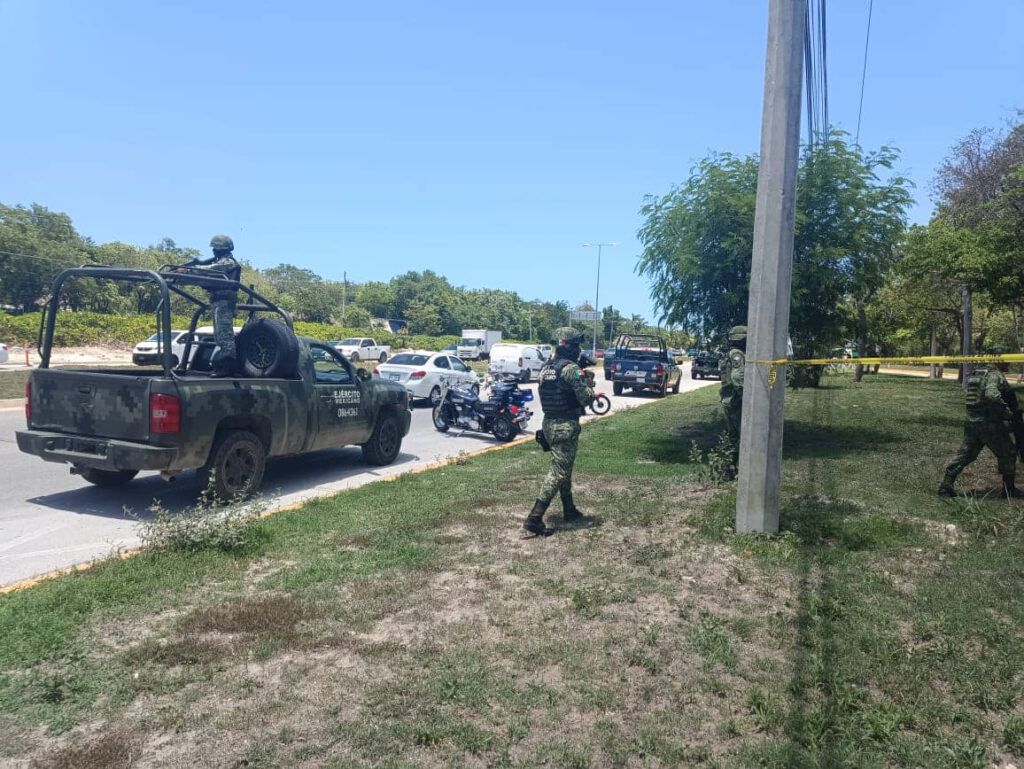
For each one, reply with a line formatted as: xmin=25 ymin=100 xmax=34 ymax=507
xmin=987 ymin=344 xmax=1009 ymax=356
xmin=553 ymin=326 xmax=586 ymax=346
xmin=728 ymin=325 xmax=747 ymax=342
xmin=209 ymin=234 xmax=234 ymax=251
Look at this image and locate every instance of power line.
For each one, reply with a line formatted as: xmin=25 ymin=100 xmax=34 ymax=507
xmin=855 ymin=0 xmax=874 ymax=144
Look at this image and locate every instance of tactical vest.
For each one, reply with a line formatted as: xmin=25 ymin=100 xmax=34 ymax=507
xmin=539 ymin=358 xmax=580 ymax=419
xmin=965 ymin=369 xmax=988 ymax=414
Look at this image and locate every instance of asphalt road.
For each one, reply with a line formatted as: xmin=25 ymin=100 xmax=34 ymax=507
xmin=0 ymin=365 xmax=714 ymax=586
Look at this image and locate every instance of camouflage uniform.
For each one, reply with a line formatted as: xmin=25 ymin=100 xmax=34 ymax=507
xmin=940 ymin=366 xmax=1019 ymax=497
xmin=196 ymin=235 xmax=241 ymax=373
xmin=525 ymin=328 xmax=594 ymax=536
xmin=719 ymin=326 xmax=746 ymax=469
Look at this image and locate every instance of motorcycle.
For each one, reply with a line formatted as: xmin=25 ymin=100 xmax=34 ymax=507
xmin=432 ymin=375 xmax=534 ymax=442
xmin=583 ymin=369 xmax=611 ymax=415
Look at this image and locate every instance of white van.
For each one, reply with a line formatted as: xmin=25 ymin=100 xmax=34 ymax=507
xmin=488 ymin=343 xmax=548 ymax=382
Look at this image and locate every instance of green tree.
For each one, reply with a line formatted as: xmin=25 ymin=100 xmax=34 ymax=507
xmin=637 ymin=135 xmax=913 ymax=357
xmin=405 ymin=298 xmax=442 ymax=335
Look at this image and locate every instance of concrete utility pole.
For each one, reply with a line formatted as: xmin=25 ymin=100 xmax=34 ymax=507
xmin=582 ymin=242 xmax=618 ymax=355
xmin=342 ymin=271 xmax=348 ymax=324
xmin=735 ymin=0 xmax=806 ymax=534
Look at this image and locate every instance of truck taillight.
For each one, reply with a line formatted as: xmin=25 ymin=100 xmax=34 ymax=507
xmin=150 ymin=393 xmax=181 ymax=434
xmin=411 ymin=370 xmax=427 ymax=379
xmin=372 ymin=367 xmax=380 ymax=376
xmin=610 ymin=363 xmax=617 ymax=374
xmin=25 ymin=381 xmax=30 ymax=421
xmin=656 ymin=364 xmax=665 ymax=376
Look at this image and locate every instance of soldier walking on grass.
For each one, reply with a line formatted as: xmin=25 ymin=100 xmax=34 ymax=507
xmin=939 ymin=353 xmax=1022 ymax=499
xmin=525 ymin=327 xmax=594 ymax=537
xmin=187 ymin=235 xmax=242 ymax=377
xmin=719 ymin=325 xmax=746 ymax=476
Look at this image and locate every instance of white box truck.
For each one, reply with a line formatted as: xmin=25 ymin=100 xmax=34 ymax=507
xmin=457 ymin=329 xmax=502 ymax=360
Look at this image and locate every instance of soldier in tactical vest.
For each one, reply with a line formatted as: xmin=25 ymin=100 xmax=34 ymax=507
xmin=939 ymin=357 xmax=1021 ymax=499
xmin=525 ymin=327 xmax=595 ymax=537
xmin=719 ymin=325 xmax=746 ymax=475
xmin=190 ymin=235 xmax=242 ymax=377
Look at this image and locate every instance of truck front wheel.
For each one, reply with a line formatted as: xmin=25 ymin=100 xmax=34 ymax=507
xmin=79 ymin=467 xmax=139 ymax=487
xmin=362 ymin=413 xmax=402 ymax=466
xmin=200 ymin=430 xmax=267 ymax=500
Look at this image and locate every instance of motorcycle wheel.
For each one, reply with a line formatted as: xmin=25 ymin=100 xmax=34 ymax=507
xmin=591 ymin=394 xmax=611 ymax=415
xmin=432 ymin=403 xmax=453 ymax=432
xmin=491 ymin=415 xmax=516 ymax=442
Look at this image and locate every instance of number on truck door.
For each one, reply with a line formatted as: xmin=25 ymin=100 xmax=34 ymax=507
xmin=309 ymin=344 xmax=372 ymax=449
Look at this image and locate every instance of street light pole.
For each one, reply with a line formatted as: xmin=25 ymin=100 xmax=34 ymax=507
xmin=582 ymin=242 xmax=618 ymax=355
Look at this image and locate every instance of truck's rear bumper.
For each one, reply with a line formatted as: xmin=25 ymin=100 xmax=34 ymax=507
xmin=16 ymin=430 xmax=176 ymax=471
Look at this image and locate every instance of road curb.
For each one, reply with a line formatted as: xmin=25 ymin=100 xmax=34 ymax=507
xmin=0 ymin=430 xmax=538 ymax=595
xmin=0 ymin=386 xmax=700 ymax=595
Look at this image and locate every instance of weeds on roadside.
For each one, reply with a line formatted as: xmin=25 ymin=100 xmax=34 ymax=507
xmin=688 ymin=433 xmax=734 ymax=485
xmin=130 ymin=480 xmax=264 ymax=553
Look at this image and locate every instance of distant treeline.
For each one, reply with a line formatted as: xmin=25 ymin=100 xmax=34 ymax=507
xmin=0 ymin=203 xmax=683 ymax=347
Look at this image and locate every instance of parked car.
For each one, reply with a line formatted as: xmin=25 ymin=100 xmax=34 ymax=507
xmin=0 ymin=342 xmax=8 ymax=365
xmin=374 ymin=351 xmax=479 ymax=405
xmin=602 ymin=348 xmax=617 ymax=380
xmin=691 ymin=350 xmax=723 ymax=379
xmin=608 ymin=333 xmax=682 ymax=397
xmin=537 ymin=344 xmax=553 ymax=359
xmin=132 ymin=326 xmax=240 ymax=367
xmin=488 ymin=343 xmax=547 ymax=382
xmin=331 ymin=337 xmax=390 ymax=363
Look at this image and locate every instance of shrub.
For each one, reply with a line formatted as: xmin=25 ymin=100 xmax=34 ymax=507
xmin=0 ymin=310 xmax=459 ymax=352
xmin=133 ymin=490 xmax=264 ymax=554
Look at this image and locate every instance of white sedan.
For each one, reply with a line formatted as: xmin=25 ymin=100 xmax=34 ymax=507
xmin=374 ymin=351 xmax=480 ymax=405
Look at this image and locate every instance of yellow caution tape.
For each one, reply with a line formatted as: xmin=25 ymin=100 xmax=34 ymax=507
xmin=747 ymin=353 xmax=1024 ymax=389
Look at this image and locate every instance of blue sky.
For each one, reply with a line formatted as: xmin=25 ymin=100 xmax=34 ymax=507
xmin=2 ymin=1 xmax=1022 ymax=321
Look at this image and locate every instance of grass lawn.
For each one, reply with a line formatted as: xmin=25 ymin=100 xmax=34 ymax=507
xmin=2 ymin=375 xmax=1023 ymax=768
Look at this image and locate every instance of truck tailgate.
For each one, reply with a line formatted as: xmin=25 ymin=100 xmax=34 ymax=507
xmin=29 ymin=369 xmax=155 ymax=442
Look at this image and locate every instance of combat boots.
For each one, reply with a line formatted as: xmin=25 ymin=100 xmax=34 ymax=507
xmin=523 ymin=499 xmax=554 ymax=537
xmin=1003 ymin=475 xmax=1022 ymax=499
xmin=937 ymin=473 xmax=957 ymax=498
xmin=560 ymin=489 xmax=587 ymax=523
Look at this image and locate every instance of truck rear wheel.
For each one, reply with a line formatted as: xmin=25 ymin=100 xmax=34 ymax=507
xmin=200 ymin=430 xmax=266 ymax=500
xmin=79 ymin=467 xmax=139 ymax=487
xmin=378 ymin=352 xmax=388 ymax=363
xmin=362 ymin=413 xmax=402 ymax=466
xmin=613 ymin=381 xmax=623 ymax=396
xmin=350 ymin=352 xmax=360 ymax=362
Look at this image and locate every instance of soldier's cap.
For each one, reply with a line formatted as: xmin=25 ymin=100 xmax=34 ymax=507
xmin=728 ymin=325 xmax=747 ymax=342
xmin=210 ymin=234 xmax=235 ymax=251
xmin=553 ymin=326 xmax=586 ymax=346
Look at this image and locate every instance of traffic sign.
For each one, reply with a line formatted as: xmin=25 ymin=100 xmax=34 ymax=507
xmin=570 ymin=310 xmax=603 ymax=322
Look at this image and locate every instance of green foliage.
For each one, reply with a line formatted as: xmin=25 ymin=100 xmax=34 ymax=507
xmin=637 ymin=135 xmax=914 ymax=354
xmin=0 ymin=310 xmax=460 ymax=351
xmin=133 ymin=491 xmax=264 ymax=554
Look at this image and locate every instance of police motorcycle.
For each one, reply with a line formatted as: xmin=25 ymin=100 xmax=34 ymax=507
xmin=432 ymin=373 xmax=534 ymax=442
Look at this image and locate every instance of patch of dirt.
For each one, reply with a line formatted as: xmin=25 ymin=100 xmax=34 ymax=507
xmin=29 ymin=727 xmax=142 ymax=769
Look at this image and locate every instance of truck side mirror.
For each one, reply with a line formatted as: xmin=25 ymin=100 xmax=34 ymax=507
xmin=356 ymin=368 xmax=370 ymax=382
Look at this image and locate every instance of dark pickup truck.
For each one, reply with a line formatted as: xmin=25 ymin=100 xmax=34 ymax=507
xmin=16 ymin=266 xmax=411 ymax=499
xmin=691 ymin=350 xmax=723 ymax=380
xmin=607 ymin=333 xmax=682 ymax=397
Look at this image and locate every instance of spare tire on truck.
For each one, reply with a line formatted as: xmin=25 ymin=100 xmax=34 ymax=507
xmin=234 ymin=318 xmax=299 ymax=378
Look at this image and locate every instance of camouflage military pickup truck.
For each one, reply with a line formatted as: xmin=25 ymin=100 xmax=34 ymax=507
xmin=16 ymin=266 xmax=412 ymax=499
